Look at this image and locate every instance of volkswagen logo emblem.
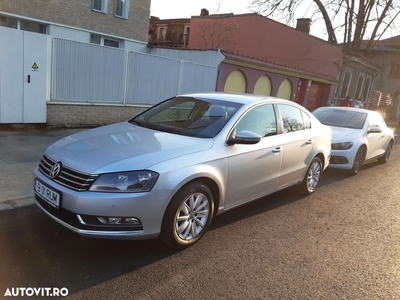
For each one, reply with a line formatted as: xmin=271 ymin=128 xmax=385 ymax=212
xmin=50 ymin=163 xmax=62 ymax=179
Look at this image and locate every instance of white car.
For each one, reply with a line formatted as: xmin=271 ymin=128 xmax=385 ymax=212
xmin=313 ymin=106 xmax=394 ymax=175
xmin=33 ymin=93 xmax=332 ymax=249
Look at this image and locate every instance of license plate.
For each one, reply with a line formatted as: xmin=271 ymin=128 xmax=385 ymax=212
xmin=34 ymin=179 xmax=61 ymax=209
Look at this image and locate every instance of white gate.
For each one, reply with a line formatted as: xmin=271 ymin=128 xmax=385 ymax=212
xmin=0 ymin=27 xmax=49 ymax=123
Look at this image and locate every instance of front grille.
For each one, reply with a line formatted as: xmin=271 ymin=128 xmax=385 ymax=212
xmin=38 ymin=155 xmax=99 ymax=191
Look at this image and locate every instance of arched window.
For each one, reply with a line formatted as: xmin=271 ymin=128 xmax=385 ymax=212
xmin=254 ymin=76 xmax=272 ymax=96
xmin=277 ymin=79 xmax=292 ymax=100
xmin=224 ymin=70 xmax=246 ymax=93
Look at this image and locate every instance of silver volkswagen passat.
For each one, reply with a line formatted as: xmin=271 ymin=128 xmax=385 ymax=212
xmin=33 ymin=93 xmax=332 ymax=249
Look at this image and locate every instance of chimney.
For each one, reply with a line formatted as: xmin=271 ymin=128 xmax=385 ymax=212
xmin=296 ymin=18 xmax=312 ymax=34
xmin=200 ymin=8 xmax=209 ymax=16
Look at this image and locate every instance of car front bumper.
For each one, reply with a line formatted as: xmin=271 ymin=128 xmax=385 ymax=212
xmin=327 ymin=149 xmax=357 ymax=170
xmin=33 ymin=167 xmax=173 ymax=240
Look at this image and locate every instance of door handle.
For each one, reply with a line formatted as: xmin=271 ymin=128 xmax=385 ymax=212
xmin=272 ymin=147 xmax=281 ymax=153
xmin=28 ymin=75 xmax=30 ymax=83
xmin=306 ymin=139 xmax=313 ymax=145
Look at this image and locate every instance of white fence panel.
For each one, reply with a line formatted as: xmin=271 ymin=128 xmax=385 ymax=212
xmin=52 ymin=38 xmax=126 ymax=103
xmin=180 ymin=62 xmax=217 ymax=94
xmin=126 ymin=52 xmax=181 ymax=105
xmin=51 ymin=39 xmax=219 ymax=106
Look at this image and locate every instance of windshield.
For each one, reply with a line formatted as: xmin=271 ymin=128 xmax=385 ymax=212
xmin=313 ymin=108 xmax=367 ymax=129
xmin=129 ymin=96 xmax=242 ymax=138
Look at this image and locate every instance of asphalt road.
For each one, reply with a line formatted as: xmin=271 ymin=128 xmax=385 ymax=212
xmin=0 ymin=139 xmax=399 ymax=300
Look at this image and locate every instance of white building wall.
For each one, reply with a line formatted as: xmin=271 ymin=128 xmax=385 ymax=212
xmin=48 ymin=25 xmax=89 ymax=42
xmin=149 ymin=48 xmax=225 ymax=67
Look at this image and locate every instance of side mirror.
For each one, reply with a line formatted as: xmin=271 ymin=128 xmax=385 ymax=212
xmin=227 ymin=130 xmax=261 ymax=145
xmin=368 ymin=126 xmax=382 ymax=134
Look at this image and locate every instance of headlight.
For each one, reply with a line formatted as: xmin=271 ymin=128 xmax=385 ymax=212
xmin=331 ymin=142 xmax=353 ymax=150
xmin=89 ymin=171 xmax=159 ymax=193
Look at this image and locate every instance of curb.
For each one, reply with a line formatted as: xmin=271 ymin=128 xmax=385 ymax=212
xmin=0 ymin=197 xmax=35 ymax=211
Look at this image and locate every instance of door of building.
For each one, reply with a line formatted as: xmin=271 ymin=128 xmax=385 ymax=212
xmin=306 ymin=82 xmax=324 ymax=112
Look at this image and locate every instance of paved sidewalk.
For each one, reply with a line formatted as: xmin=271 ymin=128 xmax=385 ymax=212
xmin=0 ymin=128 xmax=84 ymax=209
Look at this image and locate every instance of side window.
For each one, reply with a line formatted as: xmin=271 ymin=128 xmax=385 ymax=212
xmin=236 ymin=104 xmax=277 ymax=137
xmin=301 ymin=111 xmax=311 ymax=129
xmin=368 ymin=114 xmax=385 ymax=130
xmin=278 ymin=104 xmax=305 ymax=133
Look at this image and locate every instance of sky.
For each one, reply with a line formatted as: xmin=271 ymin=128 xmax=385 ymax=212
xmin=150 ymin=0 xmax=254 ymax=20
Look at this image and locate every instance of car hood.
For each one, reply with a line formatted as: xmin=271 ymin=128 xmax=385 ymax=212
xmin=45 ymin=122 xmax=213 ymax=174
xmin=330 ymin=126 xmax=361 ymax=142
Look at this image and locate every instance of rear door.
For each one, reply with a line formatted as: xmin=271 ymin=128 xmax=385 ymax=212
xmin=276 ymin=104 xmax=314 ymax=188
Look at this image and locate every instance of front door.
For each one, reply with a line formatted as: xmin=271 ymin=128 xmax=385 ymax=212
xmin=225 ymin=104 xmax=284 ymax=209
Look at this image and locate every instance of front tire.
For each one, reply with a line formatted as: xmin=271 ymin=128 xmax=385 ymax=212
xmin=349 ymin=146 xmax=366 ymax=175
xmin=377 ymin=140 xmax=393 ymax=164
xmin=159 ymin=181 xmax=214 ymax=249
xmin=298 ymin=156 xmax=322 ymax=196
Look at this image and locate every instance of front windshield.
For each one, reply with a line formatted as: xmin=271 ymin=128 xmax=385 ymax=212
xmin=313 ymin=108 xmax=367 ymax=129
xmin=129 ymin=96 xmax=242 ymax=138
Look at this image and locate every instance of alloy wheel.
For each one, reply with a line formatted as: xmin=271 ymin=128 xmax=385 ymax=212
xmin=307 ymin=160 xmax=321 ymax=192
xmin=175 ymin=192 xmax=210 ymax=241
xmin=353 ymin=147 xmax=365 ymax=173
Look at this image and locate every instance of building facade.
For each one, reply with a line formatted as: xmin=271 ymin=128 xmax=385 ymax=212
xmin=0 ymin=0 xmax=150 ymax=51
xmin=360 ymin=36 xmax=400 ymax=120
xmin=149 ymin=17 xmax=190 ymax=48
xmin=187 ymin=13 xmax=342 ymax=112
xmin=150 ymin=13 xmax=343 ymax=111
xmin=333 ymin=50 xmax=380 ymax=109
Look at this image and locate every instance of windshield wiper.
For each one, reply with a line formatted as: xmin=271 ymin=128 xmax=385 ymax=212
xmin=155 ymin=124 xmax=181 ymax=134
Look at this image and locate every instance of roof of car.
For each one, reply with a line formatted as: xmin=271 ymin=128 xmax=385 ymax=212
xmin=178 ymin=92 xmax=294 ymax=105
xmin=315 ymin=106 xmax=370 ymax=114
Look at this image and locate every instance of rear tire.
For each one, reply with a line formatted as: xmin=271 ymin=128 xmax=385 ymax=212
xmin=159 ymin=181 xmax=214 ymax=250
xmin=377 ymin=140 xmax=393 ymax=164
xmin=349 ymin=146 xmax=366 ymax=175
xmin=298 ymin=156 xmax=322 ymax=196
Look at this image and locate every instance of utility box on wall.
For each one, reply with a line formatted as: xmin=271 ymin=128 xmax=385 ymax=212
xmin=0 ymin=27 xmax=49 ymax=123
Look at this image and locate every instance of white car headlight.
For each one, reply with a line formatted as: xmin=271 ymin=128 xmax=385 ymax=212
xmin=331 ymin=142 xmax=354 ymax=150
xmin=90 ymin=171 xmax=159 ymax=193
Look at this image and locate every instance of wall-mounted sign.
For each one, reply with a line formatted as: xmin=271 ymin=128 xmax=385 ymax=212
xmin=32 ymin=62 xmax=39 ymax=71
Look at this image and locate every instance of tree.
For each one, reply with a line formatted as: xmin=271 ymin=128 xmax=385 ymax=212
xmin=197 ymin=14 xmax=239 ymax=50
xmin=196 ymin=5 xmax=240 ymax=51
xmin=251 ymin=0 xmax=400 ymax=54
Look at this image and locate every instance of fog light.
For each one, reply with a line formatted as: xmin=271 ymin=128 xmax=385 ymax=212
xmin=124 ymin=217 xmax=140 ymax=224
xmin=109 ymin=217 xmax=122 ymax=224
xmin=97 ymin=217 xmax=140 ymax=225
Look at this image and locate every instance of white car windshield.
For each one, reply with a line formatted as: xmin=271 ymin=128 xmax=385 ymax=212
xmin=313 ymin=108 xmax=367 ymax=129
xmin=130 ymin=96 xmax=242 ymax=138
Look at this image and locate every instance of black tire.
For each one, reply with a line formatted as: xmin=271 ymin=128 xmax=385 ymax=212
xmin=159 ymin=181 xmax=214 ymax=249
xmin=349 ymin=146 xmax=366 ymax=175
xmin=377 ymin=140 xmax=393 ymax=164
xmin=297 ymin=156 xmax=322 ymax=196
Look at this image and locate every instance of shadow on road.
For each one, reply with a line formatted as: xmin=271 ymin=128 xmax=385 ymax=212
xmin=0 ymin=205 xmax=176 ymax=298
